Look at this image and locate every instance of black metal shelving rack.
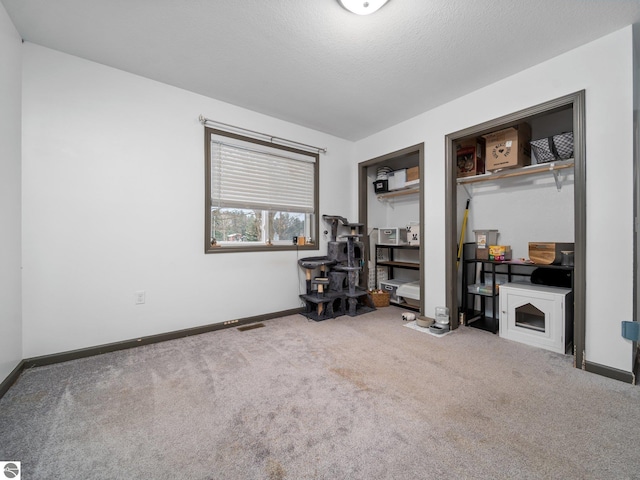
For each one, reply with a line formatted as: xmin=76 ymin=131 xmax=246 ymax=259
xmin=376 ymin=244 xmax=420 ymax=277
xmin=375 ymin=244 xmax=420 ymax=311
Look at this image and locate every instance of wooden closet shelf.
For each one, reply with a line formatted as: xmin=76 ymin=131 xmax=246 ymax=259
xmin=377 ymin=186 xmax=420 ymax=200
xmin=456 ymin=158 xmax=574 ymax=185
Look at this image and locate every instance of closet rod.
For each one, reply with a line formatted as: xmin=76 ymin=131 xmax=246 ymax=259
xmin=199 ymin=115 xmax=327 ymax=154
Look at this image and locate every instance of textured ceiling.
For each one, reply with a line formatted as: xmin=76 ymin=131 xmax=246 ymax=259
xmin=3 ymin=0 xmax=640 ymax=140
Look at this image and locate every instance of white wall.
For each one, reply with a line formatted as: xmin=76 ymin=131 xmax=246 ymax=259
xmin=21 ymin=43 xmax=355 ymax=358
xmin=0 ymin=4 xmax=23 ymax=382
xmin=461 ymin=176 xmax=575 ymax=260
xmin=355 ymin=27 xmax=635 ymax=373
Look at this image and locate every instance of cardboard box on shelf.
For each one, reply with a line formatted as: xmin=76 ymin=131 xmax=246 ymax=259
xmin=476 ymin=248 xmax=489 ymax=260
xmin=456 ymin=146 xmax=484 ymax=178
xmin=483 ymin=123 xmax=532 ymax=171
xmin=488 ymin=245 xmax=512 ymax=261
xmin=456 ymin=137 xmax=485 ymax=157
xmin=405 ymin=166 xmax=420 ymax=186
xmin=455 ymin=137 xmax=485 ymax=178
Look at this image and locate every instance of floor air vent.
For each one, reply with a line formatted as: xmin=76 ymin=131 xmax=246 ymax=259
xmin=237 ymin=323 xmax=265 ymax=332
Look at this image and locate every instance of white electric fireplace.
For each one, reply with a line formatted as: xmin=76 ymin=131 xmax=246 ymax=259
xmin=499 ymin=283 xmax=573 ymax=354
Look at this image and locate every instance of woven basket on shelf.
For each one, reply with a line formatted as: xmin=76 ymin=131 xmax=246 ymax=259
xmin=370 ymin=291 xmax=390 ymax=307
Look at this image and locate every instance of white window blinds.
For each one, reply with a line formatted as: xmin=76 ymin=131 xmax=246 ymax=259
xmin=210 ymin=138 xmax=316 ymax=214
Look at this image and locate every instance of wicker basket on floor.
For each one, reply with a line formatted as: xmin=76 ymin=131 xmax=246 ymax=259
xmin=370 ymin=291 xmax=390 ymax=307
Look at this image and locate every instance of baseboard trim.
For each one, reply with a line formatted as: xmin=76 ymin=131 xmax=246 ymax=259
xmin=584 ymin=361 xmax=635 ymax=384
xmin=9 ymin=308 xmax=632 ymax=397
xmin=0 ymin=360 xmax=26 ymax=399
xmin=22 ymin=308 xmax=303 ymax=369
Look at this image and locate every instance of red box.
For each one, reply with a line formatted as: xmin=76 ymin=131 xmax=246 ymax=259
xmin=456 ymin=146 xmax=484 ymax=178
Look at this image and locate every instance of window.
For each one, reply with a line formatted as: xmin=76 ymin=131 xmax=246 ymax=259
xmin=205 ymin=127 xmax=319 ymax=253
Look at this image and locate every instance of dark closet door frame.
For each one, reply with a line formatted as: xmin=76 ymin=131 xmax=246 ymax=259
xmin=444 ymin=91 xmax=587 ymax=370
xmin=358 ymin=143 xmax=425 ymax=317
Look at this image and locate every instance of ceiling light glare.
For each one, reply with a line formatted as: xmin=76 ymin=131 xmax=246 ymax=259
xmin=338 ymin=0 xmax=389 ymax=15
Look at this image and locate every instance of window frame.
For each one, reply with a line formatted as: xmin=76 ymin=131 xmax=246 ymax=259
xmin=204 ymin=127 xmax=319 ymax=254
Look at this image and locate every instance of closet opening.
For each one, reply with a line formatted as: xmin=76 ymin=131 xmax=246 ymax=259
xmin=444 ymin=91 xmax=586 ymax=368
xmin=358 ymin=144 xmax=425 ymax=317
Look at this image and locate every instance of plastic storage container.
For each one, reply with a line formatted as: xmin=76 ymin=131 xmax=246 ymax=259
xmin=397 ymin=281 xmax=421 ymax=307
xmin=473 ymin=230 xmax=499 ymax=249
xmin=379 ymin=279 xmax=407 ymax=304
xmin=372 ymin=179 xmax=388 ymax=193
xmin=388 ymin=169 xmax=407 ymax=190
xmin=378 ymin=227 xmax=408 ymax=245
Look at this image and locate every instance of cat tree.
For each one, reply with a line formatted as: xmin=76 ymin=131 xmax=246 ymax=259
xmin=298 ymin=215 xmax=375 ymax=321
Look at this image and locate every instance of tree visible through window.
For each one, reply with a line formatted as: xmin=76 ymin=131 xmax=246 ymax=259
xmin=205 ymin=128 xmax=319 ymax=252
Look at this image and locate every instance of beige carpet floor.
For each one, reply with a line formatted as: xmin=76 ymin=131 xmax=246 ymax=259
xmin=1 ymin=306 xmax=640 ymax=479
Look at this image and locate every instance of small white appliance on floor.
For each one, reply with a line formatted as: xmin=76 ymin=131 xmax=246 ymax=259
xmin=499 ymin=283 xmax=573 ymax=354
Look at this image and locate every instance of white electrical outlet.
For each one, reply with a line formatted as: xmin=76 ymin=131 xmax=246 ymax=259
xmin=135 ymin=290 xmax=146 ymax=305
